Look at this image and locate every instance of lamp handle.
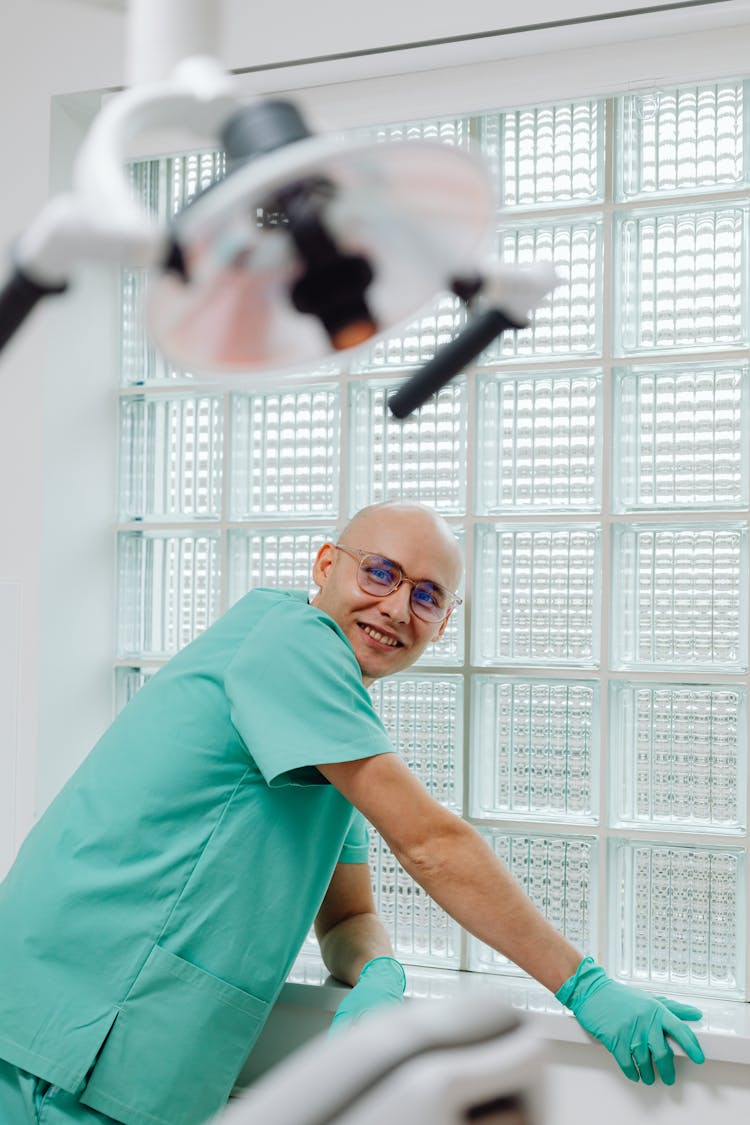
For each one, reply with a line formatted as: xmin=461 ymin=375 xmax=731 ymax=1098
xmin=388 ymin=308 xmax=522 ymax=419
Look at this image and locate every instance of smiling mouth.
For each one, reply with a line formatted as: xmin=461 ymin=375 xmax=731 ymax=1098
xmin=358 ymin=623 xmax=403 ymax=649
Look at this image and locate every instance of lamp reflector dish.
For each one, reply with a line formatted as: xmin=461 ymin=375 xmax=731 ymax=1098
xmin=146 ymin=136 xmax=494 ymax=374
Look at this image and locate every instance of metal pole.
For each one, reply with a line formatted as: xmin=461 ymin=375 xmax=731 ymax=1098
xmin=126 ymin=0 xmax=222 ymax=85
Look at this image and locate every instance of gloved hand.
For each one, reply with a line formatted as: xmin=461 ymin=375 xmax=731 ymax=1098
xmin=330 ymin=956 xmax=406 ymax=1034
xmin=556 ymin=957 xmax=705 ymax=1085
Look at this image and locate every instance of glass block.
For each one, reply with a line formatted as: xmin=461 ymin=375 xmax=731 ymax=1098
xmin=609 ymin=839 xmax=745 ymax=998
xmin=479 ymin=99 xmax=603 ymax=208
xmin=615 ymin=204 xmax=747 ymax=353
xmin=114 ymin=665 xmax=158 ymax=713
xmin=484 ymin=219 xmax=601 ymax=360
xmin=226 ymin=527 xmax=334 ymax=607
xmin=344 ymin=115 xmax=473 ymax=149
xmin=474 ymin=523 xmax=601 ymax=667
xmin=166 ymin=150 xmax=225 ymax=216
xmin=117 ymin=531 xmax=221 ymax=659
xmin=610 ymin=681 xmax=747 ymax=832
xmin=476 ymin=370 xmax=602 ymax=512
xmin=120 ymin=268 xmax=164 ymax=387
xmin=119 ymin=394 xmax=223 ymax=521
xmin=471 ymin=677 xmax=598 ymax=822
xmin=120 ymin=168 xmax=161 ymax=386
xmin=617 ymin=83 xmax=746 ymax=199
xmin=368 ymin=675 xmax=463 ymax=811
xmin=350 ymin=293 xmax=466 ymax=372
xmin=229 ymin=387 xmax=339 ymax=519
xmin=349 ymin=377 xmax=467 ymax=514
xmin=611 ymin=523 xmax=748 ymax=671
xmin=369 ymin=832 xmax=460 ymax=968
xmin=613 ymin=363 xmax=749 ymax=510
xmin=119 ymin=278 xmax=218 ymax=384
xmin=469 ymin=831 xmax=597 ymax=974
xmin=128 ymin=159 xmax=160 ymax=217
xmin=121 ymin=153 xmax=225 ymax=386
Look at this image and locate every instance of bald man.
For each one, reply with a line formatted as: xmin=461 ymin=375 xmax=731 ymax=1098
xmin=0 ymin=503 xmax=704 ymax=1125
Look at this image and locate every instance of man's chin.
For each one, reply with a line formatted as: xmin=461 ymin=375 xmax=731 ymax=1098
xmin=359 ymin=650 xmax=417 ymax=683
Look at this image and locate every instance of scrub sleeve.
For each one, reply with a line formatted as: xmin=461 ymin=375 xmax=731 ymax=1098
xmin=224 ymin=592 xmax=393 ymax=788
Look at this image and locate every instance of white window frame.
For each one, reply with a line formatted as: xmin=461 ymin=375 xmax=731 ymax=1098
xmin=40 ymin=13 xmax=750 ymax=1004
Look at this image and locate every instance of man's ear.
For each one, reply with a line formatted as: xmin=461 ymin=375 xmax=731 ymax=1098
xmin=312 ymin=542 xmax=337 ymax=592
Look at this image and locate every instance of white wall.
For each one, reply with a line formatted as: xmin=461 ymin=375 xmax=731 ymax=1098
xmin=0 ymin=0 xmax=126 ymax=868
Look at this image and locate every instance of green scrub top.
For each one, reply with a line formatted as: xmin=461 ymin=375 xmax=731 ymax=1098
xmin=0 ymin=590 xmax=393 ymax=1125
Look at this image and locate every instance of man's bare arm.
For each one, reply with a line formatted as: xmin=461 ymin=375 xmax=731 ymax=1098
xmin=317 ymin=753 xmax=581 ymax=994
xmin=315 ymin=860 xmax=395 ymax=986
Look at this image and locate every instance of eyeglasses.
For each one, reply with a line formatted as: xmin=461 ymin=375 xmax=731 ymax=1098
xmin=333 ymin=543 xmax=462 ymax=623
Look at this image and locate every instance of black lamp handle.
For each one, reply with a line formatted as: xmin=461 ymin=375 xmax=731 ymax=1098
xmin=0 ymin=267 xmax=67 ymax=353
xmin=388 ymin=308 xmax=523 ymax=419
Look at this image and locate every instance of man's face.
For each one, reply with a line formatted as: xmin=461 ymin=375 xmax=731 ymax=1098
xmin=311 ymin=507 xmax=462 ymax=684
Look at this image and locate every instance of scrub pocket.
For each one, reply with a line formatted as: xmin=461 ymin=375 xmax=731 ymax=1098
xmin=79 ymin=945 xmax=269 ymax=1125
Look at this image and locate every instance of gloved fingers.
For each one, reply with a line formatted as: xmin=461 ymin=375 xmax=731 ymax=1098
xmin=329 ymin=997 xmax=359 ymax=1032
xmin=329 ymin=1011 xmax=353 ymax=1035
xmin=656 ymin=996 xmax=703 ymax=1022
xmin=357 ymin=958 xmax=407 ymax=1002
xmin=330 ymin=980 xmax=405 ymax=1035
xmin=631 ymin=1044 xmax=657 ymax=1086
xmin=652 ymin=1047 xmax=676 ymax=1086
xmin=645 ymin=1027 xmax=676 ymax=1086
xmin=661 ymin=1012 xmax=706 ymax=1065
xmin=612 ymin=1042 xmax=641 ymax=1083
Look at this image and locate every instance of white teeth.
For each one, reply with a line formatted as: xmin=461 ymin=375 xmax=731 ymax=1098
xmin=361 ymin=625 xmax=399 ymax=647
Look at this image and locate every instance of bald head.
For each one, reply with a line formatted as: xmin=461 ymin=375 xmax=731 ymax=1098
xmin=338 ymin=502 xmax=463 ymax=590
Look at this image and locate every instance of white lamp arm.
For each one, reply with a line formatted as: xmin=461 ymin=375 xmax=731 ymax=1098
xmin=0 ymin=54 xmax=239 ymax=350
xmin=474 ymin=259 xmax=561 ymax=324
xmin=72 ymin=57 xmax=237 ymax=264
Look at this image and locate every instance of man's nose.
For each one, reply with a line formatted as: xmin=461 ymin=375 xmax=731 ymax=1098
xmin=380 ymin=580 xmax=412 ymax=623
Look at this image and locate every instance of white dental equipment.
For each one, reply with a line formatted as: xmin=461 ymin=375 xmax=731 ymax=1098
xmin=216 ymin=994 xmax=547 ymax=1125
xmin=0 ymin=0 xmax=558 ymax=416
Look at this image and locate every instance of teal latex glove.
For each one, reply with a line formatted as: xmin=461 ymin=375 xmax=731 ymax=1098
xmin=556 ymin=957 xmax=705 ymax=1085
xmin=330 ymin=956 xmax=406 ymax=1034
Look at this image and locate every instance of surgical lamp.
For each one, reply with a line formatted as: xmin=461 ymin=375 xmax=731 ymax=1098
xmin=216 ymin=993 xmax=547 ymax=1125
xmin=0 ymin=0 xmax=559 ymax=417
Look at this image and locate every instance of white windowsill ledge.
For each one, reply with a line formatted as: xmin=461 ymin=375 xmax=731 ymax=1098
xmin=285 ymin=953 xmax=750 ymax=1066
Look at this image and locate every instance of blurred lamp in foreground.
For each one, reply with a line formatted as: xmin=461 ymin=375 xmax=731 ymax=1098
xmin=0 ymin=54 xmax=558 ymax=416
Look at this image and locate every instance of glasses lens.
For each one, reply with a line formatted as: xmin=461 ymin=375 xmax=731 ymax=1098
xmin=353 ymin=550 xmax=454 ymax=623
xmin=359 ymin=555 xmax=399 ymax=594
xmin=411 ymin=581 xmax=449 ymax=622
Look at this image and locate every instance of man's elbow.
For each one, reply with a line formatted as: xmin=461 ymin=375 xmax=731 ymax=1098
xmin=390 ymin=813 xmax=469 ymax=885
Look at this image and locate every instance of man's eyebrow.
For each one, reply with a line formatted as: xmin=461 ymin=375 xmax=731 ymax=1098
xmin=370 ymin=550 xmax=405 ymax=572
xmin=372 ymin=551 xmax=449 ymax=592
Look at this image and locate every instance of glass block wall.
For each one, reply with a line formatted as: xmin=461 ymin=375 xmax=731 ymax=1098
xmin=116 ymin=79 xmax=750 ymax=999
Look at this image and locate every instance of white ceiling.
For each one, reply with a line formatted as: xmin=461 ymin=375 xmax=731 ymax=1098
xmin=28 ymin=0 xmax=750 ymax=93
